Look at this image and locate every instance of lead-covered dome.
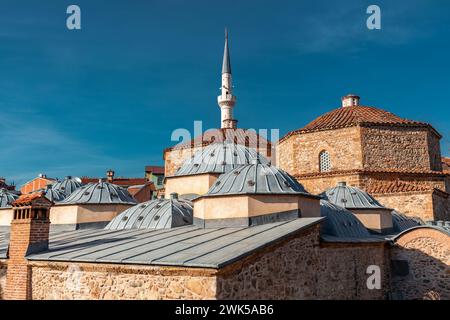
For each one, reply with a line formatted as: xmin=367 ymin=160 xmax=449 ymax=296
xmin=320 ymin=200 xmax=371 ymax=238
xmin=40 ymin=185 xmax=66 ymax=203
xmin=0 ymin=188 xmax=19 ymax=208
xmin=59 ymin=180 xmax=137 ymax=205
xmin=105 ymin=195 xmax=193 ymax=230
xmin=206 ymin=161 xmax=309 ymax=196
xmin=52 ymin=176 xmax=82 ymax=196
xmin=320 ymin=182 xmax=386 ymax=209
xmin=174 ymin=142 xmax=268 ymax=177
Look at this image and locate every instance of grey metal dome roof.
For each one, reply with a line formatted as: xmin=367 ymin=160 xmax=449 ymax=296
xmin=39 ymin=185 xmax=66 ymax=203
xmin=59 ymin=180 xmax=137 ymax=205
xmin=0 ymin=188 xmax=18 ymax=208
xmin=319 ymin=200 xmax=371 ymax=238
xmin=320 ymin=182 xmax=386 ymax=209
xmin=174 ymin=142 xmax=268 ymax=177
xmin=51 ymin=176 xmax=82 ymax=196
xmin=105 ymin=196 xmax=193 ymax=230
xmin=392 ymin=211 xmax=423 ymax=233
xmin=205 ymin=161 xmax=309 ymax=196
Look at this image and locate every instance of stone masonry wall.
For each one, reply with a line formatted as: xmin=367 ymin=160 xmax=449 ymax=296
xmin=428 ymin=131 xmax=443 ymax=171
xmin=361 ymin=126 xmax=434 ymax=171
xmin=30 ymin=262 xmax=217 ymax=300
xmin=277 ymin=127 xmax=363 ymax=176
xmin=297 ymin=173 xmax=361 ymax=195
xmin=432 ymin=192 xmax=449 ymax=221
xmin=216 ymin=225 xmax=388 ymax=300
xmin=0 ymin=261 xmax=6 ymax=300
xmin=373 ymin=192 xmax=434 ymax=222
xmin=390 ymin=228 xmax=450 ymax=300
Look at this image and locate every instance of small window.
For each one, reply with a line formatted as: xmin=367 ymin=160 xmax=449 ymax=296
xmin=319 ymin=150 xmax=331 ymax=173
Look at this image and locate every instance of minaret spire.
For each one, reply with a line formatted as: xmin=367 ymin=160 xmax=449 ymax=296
xmin=218 ymin=28 xmax=237 ymax=129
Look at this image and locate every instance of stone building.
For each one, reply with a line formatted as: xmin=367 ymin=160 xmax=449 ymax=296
xmin=277 ymin=94 xmax=449 ymax=222
xmin=0 ymin=31 xmax=448 ymax=301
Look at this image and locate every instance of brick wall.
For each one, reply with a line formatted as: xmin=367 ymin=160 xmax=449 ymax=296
xmin=391 ymin=228 xmax=450 ymax=300
xmin=374 ymin=192 xmax=434 ymax=221
xmin=277 ymin=127 xmax=363 ymax=176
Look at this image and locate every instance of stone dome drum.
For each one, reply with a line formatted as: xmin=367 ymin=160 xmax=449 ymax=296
xmin=174 ymin=142 xmax=268 ymax=177
xmin=59 ymin=180 xmax=137 ymax=205
xmin=320 ymin=182 xmax=386 ymax=209
xmin=206 ymin=161 xmax=309 ymax=196
xmin=105 ymin=196 xmax=193 ymax=230
xmin=51 ymin=176 xmax=82 ymax=196
xmin=0 ymin=188 xmax=19 ymax=208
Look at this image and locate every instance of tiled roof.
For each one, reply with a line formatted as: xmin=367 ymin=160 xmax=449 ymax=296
xmin=165 ymin=128 xmax=272 ymax=152
xmin=366 ymin=180 xmax=434 ymax=194
xmin=13 ymin=192 xmax=51 ymax=206
xmin=145 ymin=166 xmax=165 ymax=175
xmin=281 ymin=106 xmax=440 ymax=142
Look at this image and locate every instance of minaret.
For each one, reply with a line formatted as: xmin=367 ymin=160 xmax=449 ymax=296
xmin=217 ymin=29 xmax=237 ymax=129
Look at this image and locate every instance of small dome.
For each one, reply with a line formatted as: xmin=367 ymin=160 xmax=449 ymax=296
xmin=59 ymin=180 xmax=137 ymax=205
xmin=52 ymin=176 xmax=82 ymax=196
xmin=0 ymin=188 xmax=19 ymax=208
xmin=320 ymin=200 xmax=371 ymax=238
xmin=105 ymin=197 xmax=193 ymax=230
xmin=206 ymin=161 xmax=308 ymax=196
xmin=392 ymin=211 xmax=423 ymax=233
xmin=320 ymin=182 xmax=385 ymax=209
xmin=39 ymin=185 xmax=66 ymax=203
xmin=174 ymin=142 xmax=268 ymax=177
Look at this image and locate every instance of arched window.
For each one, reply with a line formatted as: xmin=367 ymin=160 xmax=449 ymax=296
xmin=319 ymin=150 xmax=331 ymax=172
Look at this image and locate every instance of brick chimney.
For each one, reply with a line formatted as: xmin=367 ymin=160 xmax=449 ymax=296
xmin=106 ymin=169 xmax=115 ymax=182
xmin=341 ymin=94 xmax=360 ymax=108
xmin=4 ymin=192 xmax=53 ymax=300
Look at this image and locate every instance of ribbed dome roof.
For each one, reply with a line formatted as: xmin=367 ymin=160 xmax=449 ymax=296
xmin=320 ymin=200 xmax=371 ymax=238
xmin=105 ymin=197 xmax=193 ymax=230
xmin=320 ymin=182 xmax=386 ymax=209
xmin=206 ymin=161 xmax=309 ymax=196
xmin=39 ymin=185 xmax=66 ymax=203
xmin=174 ymin=142 xmax=268 ymax=177
xmin=392 ymin=211 xmax=423 ymax=233
xmin=0 ymin=188 xmax=19 ymax=208
xmin=52 ymin=176 xmax=82 ymax=196
xmin=59 ymin=181 xmax=137 ymax=205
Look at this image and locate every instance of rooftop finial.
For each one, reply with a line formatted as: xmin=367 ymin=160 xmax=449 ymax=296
xmin=222 ymin=28 xmax=231 ymax=74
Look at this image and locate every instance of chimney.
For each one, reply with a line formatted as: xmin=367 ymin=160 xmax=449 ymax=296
xmin=106 ymin=169 xmax=115 ymax=182
xmin=341 ymin=94 xmax=360 ymax=108
xmin=338 ymin=181 xmax=347 ymax=187
xmin=170 ymin=192 xmax=179 ymax=200
xmin=4 ymin=192 xmax=53 ymax=300
xmin=38 ymin=173 xmax=47 ymax=179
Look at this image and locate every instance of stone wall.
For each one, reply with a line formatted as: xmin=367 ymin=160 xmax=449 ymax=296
xmin=390 ymin=228 xmax=450 ymax=300
xmin=428 ymin=131 xmax=443 ymax=171
xmin=277 ymin=127 xmax=363 ymax=176
xmin=0 ymin=261 xmax=6 ymax=300
xmin=30 ymin=262 xmax=217 ymax=300
xmin=164 ymin=147 xmax=200 ymax=177
xmin=297 ymin=173 xmax=361 ymax=195
xmin=373 ymin=192 xmax=434 ymax=221
xmin=360 ymin=126 xmax=434 ymax=171
xmin=216 ymin=225 xmax=387 ymax=300
xmin=432 ymin=191 xmax=449 ymax=221
xmin=317 ymin=243 xmax=389 ymax=299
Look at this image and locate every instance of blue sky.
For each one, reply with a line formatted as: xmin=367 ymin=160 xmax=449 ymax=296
xmin=0 ymin=0 xmax=449 ymax=186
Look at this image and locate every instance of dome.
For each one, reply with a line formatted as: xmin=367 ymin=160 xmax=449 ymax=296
xmin=174 ymin=142 xmax=269 ymax=177
xmin=206 ymin=161 xmax=309 ymax=196
xmin=0 ymin=188 xmax=19 ymax=208
xmin=105 ymin=195 xmax=193 ymax=230
xmin=320 ymin=182 xmax=386 ymax=209
xmin=320 ymin=200 xmax=371 ymax=238
xmin=392 ymin=211 xmax=423 ymax=233
xmin=59 ymin=180 xmax=137 ymax=205
xmin=52 ymin=176 xmax=82 ymax=196
xmin=39 ymin=185 xmax=66 ymax=203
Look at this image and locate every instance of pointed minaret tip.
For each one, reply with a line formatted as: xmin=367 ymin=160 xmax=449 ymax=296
xmin=222 ymin=28 xmax=231 ymax=74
